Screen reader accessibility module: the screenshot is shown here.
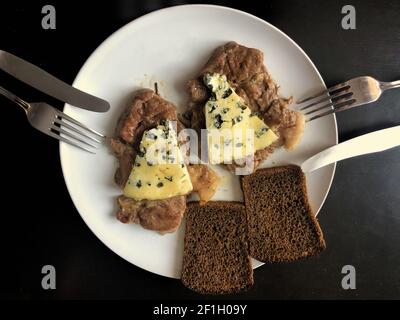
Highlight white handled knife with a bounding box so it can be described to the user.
[301,125,400,173]
[0,50,110,112]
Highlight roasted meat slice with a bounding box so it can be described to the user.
[116,89,180,145]
[112,89,187,233]
[109,138,136,188]
[117,195,186,234]
[186,42,304,171]
[201,42,266,87]
[263,98,305,150]
[112,89,186,190]
[112,89,218,234]
[186,79,209,103]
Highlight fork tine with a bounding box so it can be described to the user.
[53,117,102,144]
[297,82,350,104]
[47,130,96,153]
[304,94,354,116]
[307,99,356,122]
[299,89,352,111]
[54,109,105,139]
[50,124,99,149]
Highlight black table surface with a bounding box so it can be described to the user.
[1,0,399,300]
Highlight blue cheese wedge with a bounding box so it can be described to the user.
[123,121,193,200]
[203,73,278,164]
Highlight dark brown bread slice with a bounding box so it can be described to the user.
[181,202,254,295]
[241,165,326,262]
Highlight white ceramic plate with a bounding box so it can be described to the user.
[60,5,337,279]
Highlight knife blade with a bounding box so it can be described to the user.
[0,50,110,112]
[301,125,400,173]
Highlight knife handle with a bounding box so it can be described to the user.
[0,50,110,112]
[301,126,400,173]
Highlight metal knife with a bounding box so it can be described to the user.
[301,125,400,173]
[0,50,110,112]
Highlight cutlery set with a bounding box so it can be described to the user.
[0,50,398,170]
[0,50,108,153]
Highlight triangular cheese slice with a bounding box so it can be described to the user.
[123,121,193,200]
[204,73,278,164]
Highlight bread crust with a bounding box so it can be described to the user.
[241,165,326,263]
[181,201,254,295]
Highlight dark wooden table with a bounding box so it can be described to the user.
[1,0,399,300]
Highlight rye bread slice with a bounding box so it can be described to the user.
[181,202,254,295]
[241,165,326,262]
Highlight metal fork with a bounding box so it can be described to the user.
[0,86,105,153]
[297,76,400,122]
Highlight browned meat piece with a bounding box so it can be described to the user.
[109,138,136,188]
[185,104,205,134]
[186,42,304,172]
[200,42,266,86]
[116,195,186,234]
[190,42,278,112]
[263,97,305,150]
[240,72,279,112]
[116,88,187,146]
[116,89,179,145]
[113,89,188,189]
[111,89,215,233]
[263,97,296,128]
[112,89,191,234]
[187,164,220,204]
[186,79,209,103]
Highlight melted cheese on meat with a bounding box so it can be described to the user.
[204,73,278,164]
[123,121,193,200]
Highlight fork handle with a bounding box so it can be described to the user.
[380,80,400,91]
[0,86,30,112]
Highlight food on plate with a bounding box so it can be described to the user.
[111,89,181,188]
[203,73,278,164]
[185,42,305,171]
[116,195,186,234]
[181,202,253,294]
[107,42,320,287]
[241,165,326,262]
[115,89,183,146]
[109,138,136,189]
[181,165,326,294]
[123,120,193,200]
[110,89,219,233]
[187,164,221,205]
